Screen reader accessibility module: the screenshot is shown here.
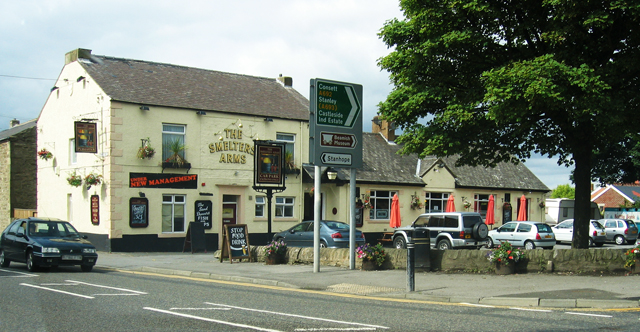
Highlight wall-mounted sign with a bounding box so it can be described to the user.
[130,197,149,228]
[90,195,99,225]
[208,128,255,164]
[74,121,97,153]
[253,141,285,187]
[195,200,212,229]
[129,173,197,189]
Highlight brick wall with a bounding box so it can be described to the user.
[10,127,37,211]
[593,189,629,208]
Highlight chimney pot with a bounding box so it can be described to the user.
[277,76,293,87]
[9,118,20,128]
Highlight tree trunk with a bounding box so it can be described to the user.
[572,146,592,249]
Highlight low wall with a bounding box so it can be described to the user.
[242,246,631,274]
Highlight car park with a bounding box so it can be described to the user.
[0,217,98,272]
[487,221,555,250]
[598,219,638,245]
[392,212,489,250]
[272,220,365,248]
[552,219,606,247]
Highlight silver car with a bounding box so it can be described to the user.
[552,219,606,247]
[487,221,555,250]
[599,219,639,245]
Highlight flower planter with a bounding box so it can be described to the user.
[494,262,516,275]
[265,253,285,265]
[628,259,640,274]
[361,259,379,271]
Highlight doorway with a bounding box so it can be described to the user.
[222,195,238,225]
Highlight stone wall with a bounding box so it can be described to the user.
[10,127,37,212]
[0,141,10,230]
[244,246,631,274]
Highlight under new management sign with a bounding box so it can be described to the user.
[309,78,363,169]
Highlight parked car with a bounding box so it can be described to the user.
[0,217,98,272]
[392,212,489,250]
[598,219,639,245]
[551,219,606,247]
[487,221,555,250]
[272,220,365,248]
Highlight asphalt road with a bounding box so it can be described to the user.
[1,265,639,331]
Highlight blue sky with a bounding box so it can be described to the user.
[0,0,573,189]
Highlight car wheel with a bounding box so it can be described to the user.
[588,238,594,247]
[319,241,327,248]
[486,237,494,249]
[473,223,489,240]
[595,242,604,247]
[614,235,625,245]
[26,250,37,272]
[393,237,406,249]
[0,249,10,267]
[81,265,93,272]
[524,241,535,250]
[437,239,451,250]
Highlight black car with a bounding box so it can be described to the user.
[0,217,98,272]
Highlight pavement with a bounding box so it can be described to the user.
[95,251,640,310]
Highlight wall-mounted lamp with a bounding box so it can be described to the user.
[77,76,86,82]
[232,119,243,128]
[196,111,207,115]
[264,117,273,122]
[139,106,150,111]
[138,192,146,198]
[218,135,224,141]
[327,168,338,181]
[50,86,59,92]
[437,162,445,168]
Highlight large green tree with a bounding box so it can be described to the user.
[378,0,640,248]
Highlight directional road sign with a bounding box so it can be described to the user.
[309,79,363,168]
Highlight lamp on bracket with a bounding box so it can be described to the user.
[77,76,86,82]
[139,105,150,111]
[264,117,273,122]
[196,111,207,115]
[327,167,338,181]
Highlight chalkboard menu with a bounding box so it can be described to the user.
[130,197,149,228]
[195,200,213,229]
[220,224,251,263]
[183,222,207,253]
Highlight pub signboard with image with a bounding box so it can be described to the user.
[74,121,98,153]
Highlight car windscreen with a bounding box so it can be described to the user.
[591,221,605,229]
[324,222,349,230]
[627,220,638,230]
[29,221,80,238]
[462,215,482,228]
[536,224,553,233]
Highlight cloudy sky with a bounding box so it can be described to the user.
[0,0,573,189]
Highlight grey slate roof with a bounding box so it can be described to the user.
[0,119,37,142]
[420,155,550,192]
[612,185,640,201]
[76,52,309,121]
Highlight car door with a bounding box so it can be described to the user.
[514,223,532,247]
[493,222,517,245]
[554,220,573,242]
[1,221,19,260]
[604,220,617,241]
[285,223,310,247]
[12,221,29,262]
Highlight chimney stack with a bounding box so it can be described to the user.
[277,74,293,87]
[9,118,20,128]
[371,116,396,142]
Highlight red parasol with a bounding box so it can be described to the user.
[445,195,456,212]
[517,195,527,221]
[389,193,401,228]
[485,195,495,226]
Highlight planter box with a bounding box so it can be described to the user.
[162,162,191,173]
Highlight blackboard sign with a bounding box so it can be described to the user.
[220,224,251,263]
[183,222,207,253]
[195,200,213,229]
[503,203,512,223]
[129,197,148,228]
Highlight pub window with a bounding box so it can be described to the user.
[162,124,186,161]
[67,194,73,222]
[276,133,295,167]
[255,196,266,217]
[275,196,294,218]
[369,190,397,220]
[69,139,77,165]
[162,194,186,233]
[425,192,449,213]
[474,194,491,218]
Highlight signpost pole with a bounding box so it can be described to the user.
[314,166,321,273]
[349,168,356,270]
[266,188,273,241]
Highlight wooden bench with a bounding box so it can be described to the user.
[377,232,394,243]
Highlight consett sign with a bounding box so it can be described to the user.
[209,128,255,164]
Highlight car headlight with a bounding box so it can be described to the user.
[42,247,60,253]
[82,248,96,254]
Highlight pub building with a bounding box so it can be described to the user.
[36,49,549,252]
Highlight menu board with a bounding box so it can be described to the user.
[130,197,149,228]
[220,224,251,263]
[91,195,100,225]
[195,200,213,229]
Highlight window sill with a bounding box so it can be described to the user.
[158,232,186,238]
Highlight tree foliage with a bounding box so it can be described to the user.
[551,184,575,199]
[378,0,640,248]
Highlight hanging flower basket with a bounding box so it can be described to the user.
[503,202,512,210]
[539,202,546,208]
[137,145,155,159]
[463,201,472,209]
[67,171,83,187]
[38,148,53,161]
[84,173,103,189]
[362,194,372,209]
[410,193,423,210]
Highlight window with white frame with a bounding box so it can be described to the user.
[69,139,77,165]
[369,190,397,220]
[275,196,294,218]
[425,192,449,213]
[162,194,186,232]
[162,124,186,161]
[474,194,491,218]
[276,133,295,169]
[255,196,266,217]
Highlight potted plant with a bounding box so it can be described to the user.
[539,201,545,208]
[624,245,640,273]
[137,138,155,159]
[67,171,83,187]
[463,200,472,210]
[410,193,423,210]
[84,173,103,189]
[37,148,53,161]
[284,151,299,174]
[264,239,287,265]
[356,243,386,270]
[162,138,189,168]
[486,241,525,275]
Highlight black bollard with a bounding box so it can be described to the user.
[406,242,415,292]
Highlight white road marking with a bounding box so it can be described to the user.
[509,307,553,313]
[460,303,495,308]
[295,328,377,331]
[205,302,389,330]
[65,279,147,294]
[20,283,94,299]
[170,307,232,311]
[92,293,141,296]
[565,312,613,318]
[144,307,283,332]
[0,269,38,277]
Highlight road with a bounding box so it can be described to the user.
[1,264,639,331]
